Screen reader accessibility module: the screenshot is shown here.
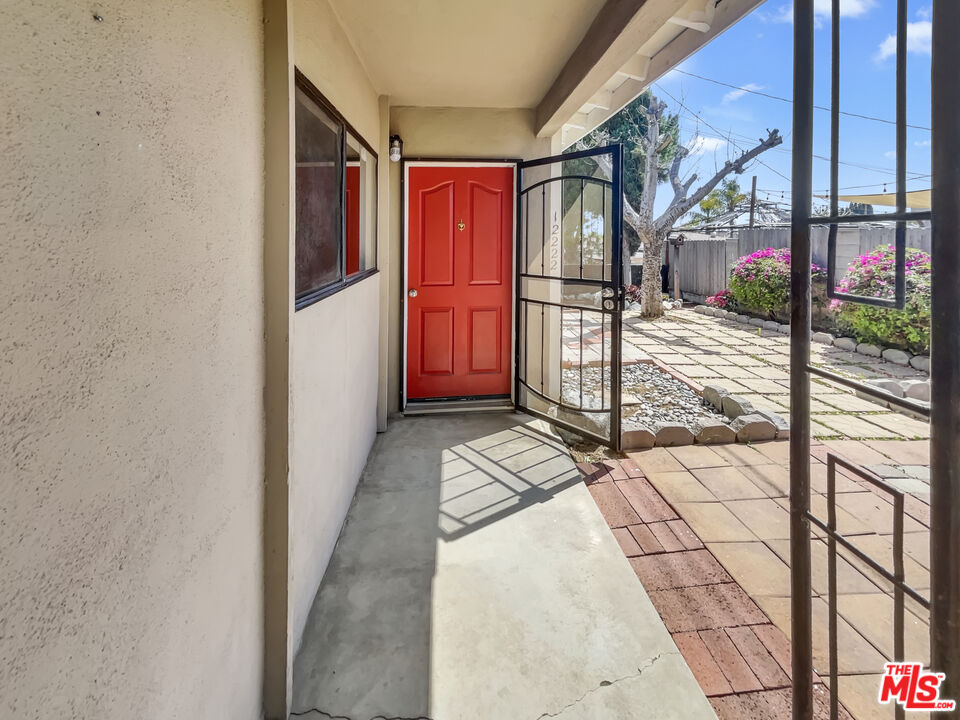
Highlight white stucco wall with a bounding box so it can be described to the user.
[290,0,383,653]
[289,278,380,642]
[0,2,265,718]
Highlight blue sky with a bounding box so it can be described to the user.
[650,0,932,218]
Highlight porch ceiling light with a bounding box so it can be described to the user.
[389,135,403,163]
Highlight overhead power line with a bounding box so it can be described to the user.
[672,69,932,132]
[657,84,932,197]
[657,84,794,184]
[680,121,930,179]
[760,173,932,194]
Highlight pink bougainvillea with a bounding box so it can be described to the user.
[728,247,825,316]
[706,288,733,309]
[832,244,930,352]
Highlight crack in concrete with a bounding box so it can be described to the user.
[290,653,675,720]
[289,709,433,720]
[533,651,671,720]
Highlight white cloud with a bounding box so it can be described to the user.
[763,0,875,23]
[722,83,763,104]
[915,139,931,148]
[815,0,876,18]
[763,4,793,23]
[875,20,932,62]
[686,136,727,156]
[884,150,897,159]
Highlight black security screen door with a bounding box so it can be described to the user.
[515,144,624,449]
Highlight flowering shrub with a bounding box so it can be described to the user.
[706,289,734,309]
[832,245,931,353]
[729,247,825,317]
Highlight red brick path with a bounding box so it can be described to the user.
[578,458,852,720]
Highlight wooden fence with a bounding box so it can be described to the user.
[668,226,931,298]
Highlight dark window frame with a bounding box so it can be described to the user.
[294,68,378,311]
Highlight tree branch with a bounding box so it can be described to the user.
[588,150,644,238]
[637,100,666,224]
[654,129,782,236]
[668,146,693,203]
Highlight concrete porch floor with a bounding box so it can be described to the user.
[290,412,716,719]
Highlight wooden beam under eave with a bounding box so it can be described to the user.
[645,0,766,84]
[535,0,685,139]
[588,90,613,110]
[535,0,646,137]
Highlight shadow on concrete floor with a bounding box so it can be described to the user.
[290,412,715,720]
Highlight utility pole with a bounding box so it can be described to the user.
[749,175,757,227]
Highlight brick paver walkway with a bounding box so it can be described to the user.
[580,443,931,719]
[569,306,932,718]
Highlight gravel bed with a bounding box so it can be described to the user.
[561,361,729,428]
[561,366,610,410]
[621,362,727,428]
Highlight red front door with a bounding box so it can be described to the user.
[406,165,514,400]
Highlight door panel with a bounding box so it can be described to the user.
[419,181,456,286]
[420,308,454,375]
[468,181,503,285]
[469,307,501,373]
[406,165,513,400]
[516,145,623,449]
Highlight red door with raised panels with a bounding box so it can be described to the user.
[406,165,513,400]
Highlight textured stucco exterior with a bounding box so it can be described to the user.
[290,279,380,644]
[290,0,383,656]
[0,0,653,716]
[293,0,380,146]
[1,1,266,718]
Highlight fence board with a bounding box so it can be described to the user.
[668,226,931,299]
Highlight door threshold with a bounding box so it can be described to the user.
[403,398,515,416]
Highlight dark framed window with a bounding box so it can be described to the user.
[294,69,378,310]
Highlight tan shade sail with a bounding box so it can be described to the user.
[815,189,931,210]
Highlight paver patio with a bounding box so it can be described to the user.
[574,306,932,718]
[620,309,929,442]
[580,437,931,719]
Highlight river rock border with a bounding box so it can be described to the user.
[620,361,789,450]
[691,304,930,373]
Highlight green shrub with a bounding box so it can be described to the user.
[729,247,826,319]
[832,245,930,353]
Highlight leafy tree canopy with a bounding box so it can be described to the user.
[687,179,748,226]
[564,92,680,253]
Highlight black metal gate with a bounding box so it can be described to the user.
[515,144,624,449]
[790,1,957,718]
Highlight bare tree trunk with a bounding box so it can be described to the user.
[639,230,664,318]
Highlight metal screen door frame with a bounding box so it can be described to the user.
[514,144,624,449]
[790,2,958,718]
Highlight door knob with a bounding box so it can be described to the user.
[408,288,418,298]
